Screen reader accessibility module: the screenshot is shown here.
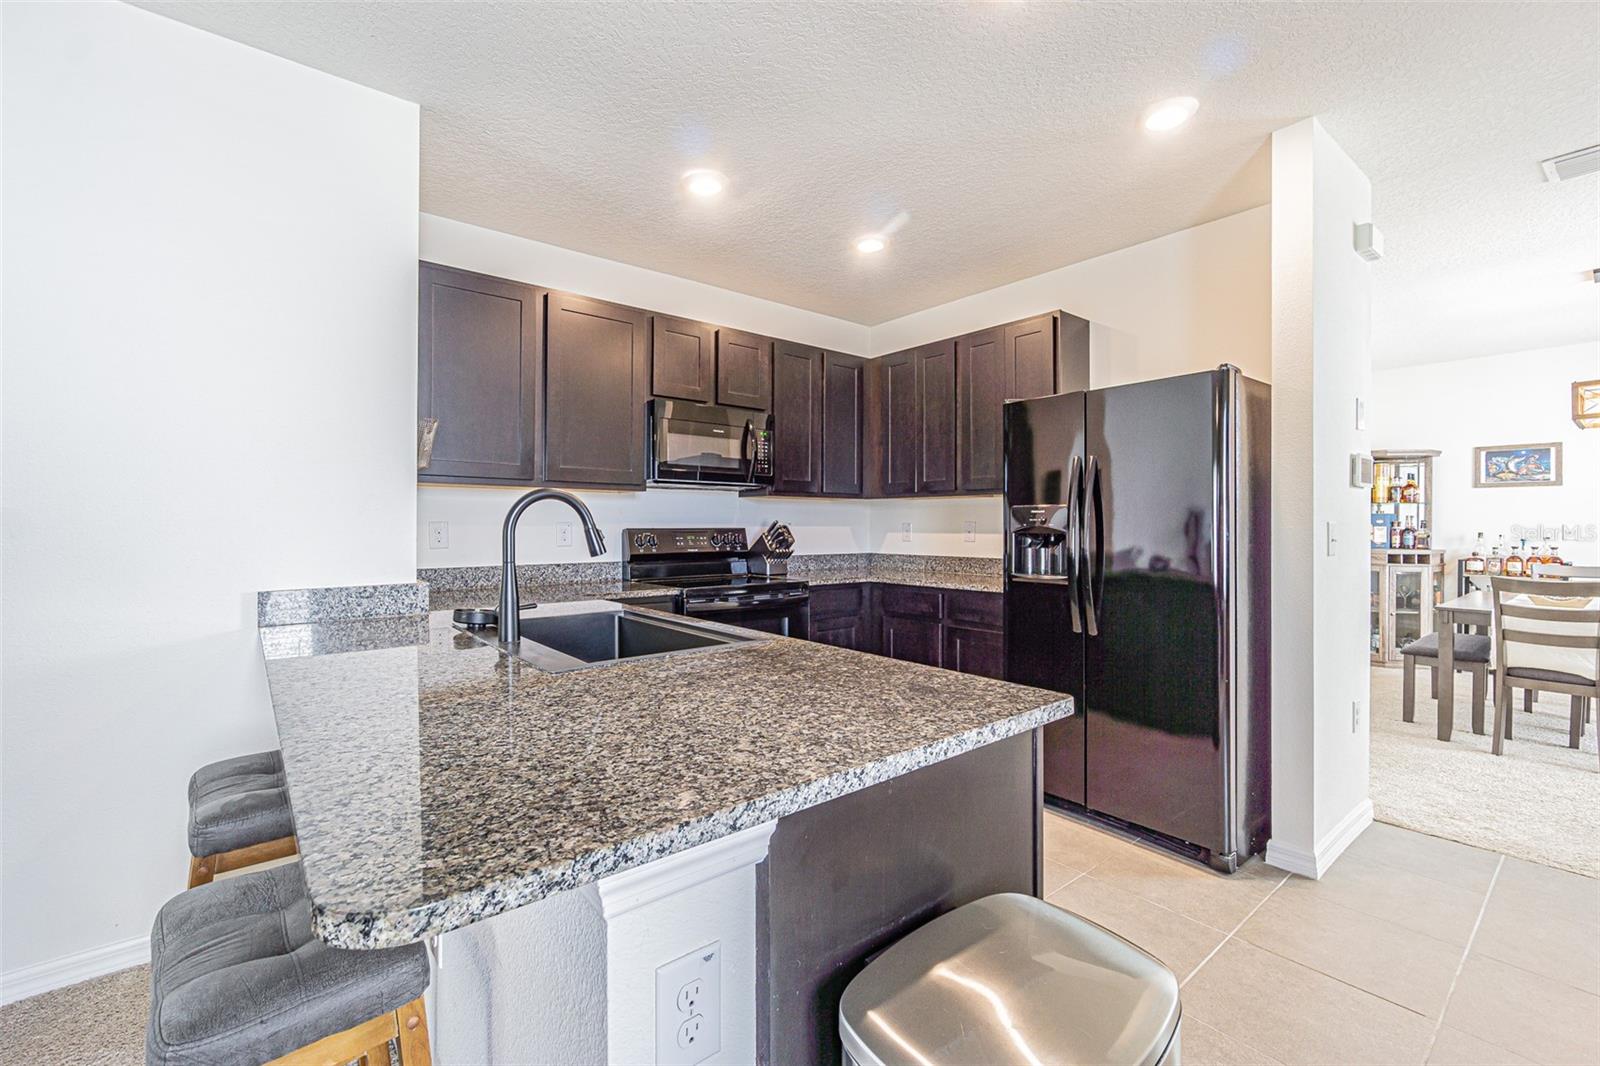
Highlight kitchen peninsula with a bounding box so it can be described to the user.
[259,598,1071,1064]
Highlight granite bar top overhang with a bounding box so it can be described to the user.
[261,606,1070,950]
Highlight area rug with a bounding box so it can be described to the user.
[1369,665,1600,877]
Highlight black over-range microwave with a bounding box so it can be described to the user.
[647,399,774,489]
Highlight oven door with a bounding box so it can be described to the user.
[683,593,809,639]
[650,400,773,487]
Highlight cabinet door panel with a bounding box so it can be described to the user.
[809,583,867,620]
[821,352,865,496]
[917,340,958,493]
[716,328,773,410]
[956,327,1005,493]
[944,589,1004,629]
[651,314,713,402]
[1004,314,1057,401]
[544,292,650,486]
[812,619,869,652]
[880,350,919,495]
[418,264,542,483]
[772,342,822,494]
[880,584,942,620]
[944,624,1005,680]
[881,614,942,667]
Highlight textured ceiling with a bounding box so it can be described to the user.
[137,1,1598,366]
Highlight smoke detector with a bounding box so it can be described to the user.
[1540,144,1600,183]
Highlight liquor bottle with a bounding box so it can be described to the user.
[1389,522,1401,549]
[1550,543,1564,566]
[1400,521,1417,550]
[1417,523,1431,549]
[1400,475,1420,503]
[1464,533,1487,574]
[1504,540,1525,578]
[1487,537,1504,575]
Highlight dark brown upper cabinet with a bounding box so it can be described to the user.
[879,349,919,495]
[417,263,543,484]
[916,340,958,493]
[544,292,651,487]
[651,314,714,403]
[1003,314,1058,400]
[821,352,866,496]
[715,328,773,410]
[771,341,822,494]
[956,326,1005,493]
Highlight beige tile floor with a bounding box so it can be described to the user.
[1044,810,1600,1066]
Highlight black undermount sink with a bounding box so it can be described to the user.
[460,605,756,673]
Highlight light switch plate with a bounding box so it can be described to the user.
[1326,521,1338,557]
[1355,396,1367,431]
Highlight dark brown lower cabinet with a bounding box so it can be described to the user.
[813,583,1003,679]
[943,624,1005,679]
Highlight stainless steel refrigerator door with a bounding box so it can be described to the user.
[1003,393,1087,806]
[1083,370,1228,854]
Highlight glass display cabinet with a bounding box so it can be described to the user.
[1370,449,1445,663]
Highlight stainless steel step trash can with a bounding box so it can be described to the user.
[840,893,1182,1066]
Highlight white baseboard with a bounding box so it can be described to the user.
[1,935,149,1006]
[1265,798,1374,879]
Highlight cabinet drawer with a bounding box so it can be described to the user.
[943,589,1003,630]
[879,584,942,620]
[810,582,868,620]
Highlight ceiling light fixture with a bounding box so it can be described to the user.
[856,235,886,254]
[1142,96,1199,133]
[681,169,726,198]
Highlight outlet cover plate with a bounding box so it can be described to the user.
[656,941,720,1066]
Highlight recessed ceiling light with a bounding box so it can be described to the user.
[1142,96,1199,133]
[681,169,726,198]
[856,235,886,254]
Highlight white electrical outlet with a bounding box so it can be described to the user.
[963,521,977,543]
[1353,699,1363,732]
[900,521,913,543]
[427,522,449,550]
[656,942,721,1066]
[556,522,574,548]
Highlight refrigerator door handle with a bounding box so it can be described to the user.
[1088,451,1100,633]
[1084,455,1105,636]
[1066,454,1083,634]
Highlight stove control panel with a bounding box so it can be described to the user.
[623,527,748,557]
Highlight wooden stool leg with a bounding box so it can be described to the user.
[1403,656,1417,723]
[187,855,213,889]
[1571,696,1585,749]
[1492,673,1509,755]
[1523,688,1534,713]
[1470,665,1486,735]
[395,997,432,1066]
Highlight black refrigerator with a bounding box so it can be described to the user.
[1004,366,1271,871]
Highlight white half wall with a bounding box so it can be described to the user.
[1266,118,1375,879]
[1370,342,1600,565]
[1,0,419,992]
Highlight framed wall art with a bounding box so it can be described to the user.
[1472,442,1562,488]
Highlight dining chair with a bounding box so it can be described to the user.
[1533,563,1600,579]
[1489,576,1600,765]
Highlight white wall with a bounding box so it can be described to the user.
[1,0,419,992]
[1267,119,1375,879]
[868,205,1272,384]
[1370,342,1600,565]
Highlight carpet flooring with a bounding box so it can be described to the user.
[0,964,147,1066]
[1370,664,1600,877]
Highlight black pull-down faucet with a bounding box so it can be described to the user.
[497,489,607,642]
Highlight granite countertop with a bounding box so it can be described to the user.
[261,605,1071,949]
[803,568,1005,595]
[426,579,675,614]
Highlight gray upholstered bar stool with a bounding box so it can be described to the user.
[147,862,431,1066]
[1401,632,1493,734]
[187,750,297,888]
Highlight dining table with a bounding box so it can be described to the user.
[1434,589,1494,741]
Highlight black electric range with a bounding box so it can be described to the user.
[623,527,808,638]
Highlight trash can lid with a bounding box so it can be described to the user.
[840,893,1181,1066]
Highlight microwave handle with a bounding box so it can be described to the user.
[740,418,755,471]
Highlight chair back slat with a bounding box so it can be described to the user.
[1533,563,1600,579]
[1490,576,1600,685]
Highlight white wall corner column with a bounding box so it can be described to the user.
[433,822,775,1065]
[1266,118,1376,879]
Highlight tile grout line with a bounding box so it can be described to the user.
[1178,871,1292,987]
[1419,854,1504,1066]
